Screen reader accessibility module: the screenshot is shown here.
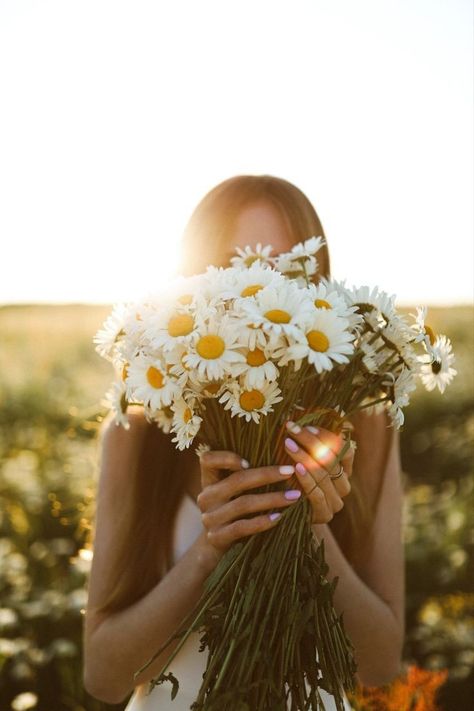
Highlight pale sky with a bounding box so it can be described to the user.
[1,0,472,307]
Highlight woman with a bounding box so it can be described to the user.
[83,175,405,710]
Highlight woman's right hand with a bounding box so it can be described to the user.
[194,450,305,572]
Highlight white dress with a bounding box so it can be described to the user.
[125,493,354,711]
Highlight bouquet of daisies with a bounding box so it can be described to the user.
[94,236,456,710]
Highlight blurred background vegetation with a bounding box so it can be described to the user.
[0,303,472,711]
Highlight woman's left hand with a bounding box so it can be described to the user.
[283,420,356,524]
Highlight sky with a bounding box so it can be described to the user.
[1,0,472,307]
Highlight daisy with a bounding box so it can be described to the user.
[238,281,314,343]
[170,397,203,450]
[230,242,274,269]
[305,278,360,321]
[277,309,355,374]
[219,380,283,424]
[101,380,130,430]
[145,405,174,433]
[184,315,246,381]
[386,367,417,428]
[345,285,397,323]
[142,303,200,353]
[379,314,420,370]
[418,335,457,393]
[93,301,131,361]
[409,306,438,351]
[241,346,279,390]
[220,262,284,301]
[125,353,182,410]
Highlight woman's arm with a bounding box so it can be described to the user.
[83,413,216,705]
[312,413,405,687]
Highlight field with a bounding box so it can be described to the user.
[0,303,473,710]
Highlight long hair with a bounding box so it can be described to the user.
[94,174,375,616]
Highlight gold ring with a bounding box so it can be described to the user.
[329,463,345,480]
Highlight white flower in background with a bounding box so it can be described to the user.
[11,692,38,711]
[170,397,203,450]
[277,309,355,374]
[101,380,130,429]
[387,367,417,428]
[241,346,279,390]
[184,315,246,380]
[221,262,284,301]
[419,335,457,393]
[230,242,274,268]
[291,235,326,259]
[239,281,313,343]
[125,353,182,410]
[93,301,131,361]
[219,380,283,423]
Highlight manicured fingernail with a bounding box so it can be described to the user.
[284,489,302,500]
[284,437,299,453]
[269,512,281,521]
[295,462,307,476]
[286,421,301,434]
[306,426,319,435]
[241,459,250,469]
[279,465,295,476]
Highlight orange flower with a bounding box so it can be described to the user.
[347,664,449,711]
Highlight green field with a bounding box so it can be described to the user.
[0,303,473,710]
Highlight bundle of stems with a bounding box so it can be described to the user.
[132,357,383,709]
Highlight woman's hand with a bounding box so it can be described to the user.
[195,450,303,570]
[283,420,355,524]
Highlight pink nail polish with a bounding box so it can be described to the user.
[284,489,302,500]
[269,512,281,521]
[284,437,299,453]
[307,426,319,435]
[295,462,307,476]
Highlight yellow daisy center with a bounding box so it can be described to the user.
[177,294,193,305]
[246,348,266,366]
[121,362,129,381]
[239,389,265,411]
[241,284,263,297]
[168,314,194,338]
[183,407,192,423]
[315,299,332,309]
[306,330,330,352]
[196,335,226,359]
[425,325,436,346]
[264,309,291,324]
[146,366,164,389]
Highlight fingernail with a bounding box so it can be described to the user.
[241,459,250,469]
[295,462,307,476]
[286,421,301,434]
[269,512,281,521]
[284,489,302,500]
[279,465,295,476]
[306,426,319,435]
[284,437,299,453]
